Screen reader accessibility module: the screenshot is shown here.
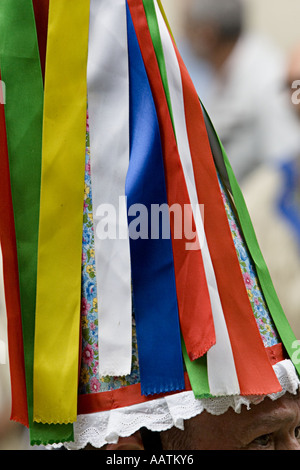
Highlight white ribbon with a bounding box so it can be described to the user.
[87,0,132,376]
[154,1,239,396]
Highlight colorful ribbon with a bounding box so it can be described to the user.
[2,0,299,448]
[33,0,90,425]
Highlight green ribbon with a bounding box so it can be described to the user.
[182,338,211,399]
[0,0,73,445]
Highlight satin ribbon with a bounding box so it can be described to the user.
[0,72,28,427]
[33,0,90,426]
[153,0,239,396]
[126,4,185,395]
[181,340,210,398]
[171,31,281,395]
[87,0,132,377]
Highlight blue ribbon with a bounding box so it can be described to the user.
[125,4,185,396]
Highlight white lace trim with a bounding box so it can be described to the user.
[59,359,299,450]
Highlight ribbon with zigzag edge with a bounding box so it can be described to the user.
[33,0,90,429]
[145,0,282,396]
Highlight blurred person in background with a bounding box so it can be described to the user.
[180,0,300,183]
[242,41,300,340]
[179,0,300,338]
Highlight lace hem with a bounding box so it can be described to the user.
[57,360,299,450]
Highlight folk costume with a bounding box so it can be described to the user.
[0,0,299,449]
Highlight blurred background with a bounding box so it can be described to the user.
[1,0,300,450]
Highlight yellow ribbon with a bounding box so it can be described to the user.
[33,0,90,424]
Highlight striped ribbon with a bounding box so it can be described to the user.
[126,3,185,395]
[87,0,132,377]
[33,0,90,426]
[152,0,239,396]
